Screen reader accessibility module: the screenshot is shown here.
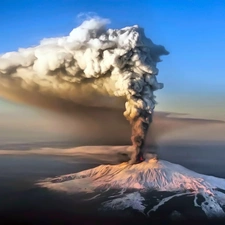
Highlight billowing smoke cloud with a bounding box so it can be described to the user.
[0,17,169,164]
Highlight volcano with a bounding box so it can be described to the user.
[38,153,225,220]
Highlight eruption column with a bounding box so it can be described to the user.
[0,17,169,164]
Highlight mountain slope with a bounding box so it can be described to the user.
[38,154,225,218]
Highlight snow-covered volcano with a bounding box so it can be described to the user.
[38,154,225,219]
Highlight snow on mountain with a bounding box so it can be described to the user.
[38,154,225,218]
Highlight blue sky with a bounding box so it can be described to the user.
[1,0,225,120]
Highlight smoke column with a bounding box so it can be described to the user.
[0,17,169,164]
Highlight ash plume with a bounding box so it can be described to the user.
[0,17,169,164]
